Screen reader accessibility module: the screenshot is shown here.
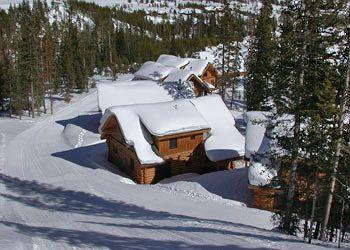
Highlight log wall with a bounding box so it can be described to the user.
[248,185,282,212]
[102,117,240,184]
[201,65,218,87]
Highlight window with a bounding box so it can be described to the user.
[190,135,196,140]
[169,138,177,149]
[130,158,135,171]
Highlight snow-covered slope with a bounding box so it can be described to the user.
[0,78,345,249]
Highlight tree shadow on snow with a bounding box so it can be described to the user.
[56,112,102,134]
[0,173,311,249]
[0,220,271,250]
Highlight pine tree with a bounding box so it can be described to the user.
[218,1,244,100]
[320,14,350,239]
[272,0,341,234]
[246,0,276,111]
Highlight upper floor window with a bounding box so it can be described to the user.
[169,138,177,149]
[190,135,196,140]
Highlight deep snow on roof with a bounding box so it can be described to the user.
[243,111,270,159]
[96,81,173,113]
[244,111,295,186]
[164,68,202,83]
[100,107,165,165]
[133,100,210,137]
[134,61,176,81]
[184,59,209,77]
[99,95,245,164]
[99,99,210,164]
[190,95,245,161]
[156,54,189,68]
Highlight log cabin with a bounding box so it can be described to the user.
[99,95,245,184]
[134,55,220,94]
[184,59,219,90]
[163,69,208,97]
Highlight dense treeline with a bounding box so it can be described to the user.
[246,0,350,243]
[0,0,248,117]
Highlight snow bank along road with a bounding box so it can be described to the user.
[0,91,335,249]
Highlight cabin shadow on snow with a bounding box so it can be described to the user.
[0,173,303,249]
[52,144,250,204]
[51,142,131,179]
[56,112,102,134]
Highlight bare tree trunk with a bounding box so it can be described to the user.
[221,44,225,97]
[49,75,53,115]
[285,67,304,232]
[308,170,319,244]
[284,116,301,231]
[320,48,350,241]
[30,81,35,118]
[42,94,46,114]
[338,199,345,248]
[314,221,320,239]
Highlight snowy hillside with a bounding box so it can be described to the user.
[0,76,346,249]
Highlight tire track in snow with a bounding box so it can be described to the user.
[1,92,101,249]
[0,133,5,169]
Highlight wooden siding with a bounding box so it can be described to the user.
[201,64,219,87]
[154,131,207,157]
[107,135,144,183]
[102,118,240,184]
[248,185,282,212]
[189,75,206,96]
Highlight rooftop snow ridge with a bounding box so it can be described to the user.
[96,80,173,113]
[156,54,189,69]
[190,95,245,162]
[134,61,176,81]
[184,58,210,76]
[164,68,202,83]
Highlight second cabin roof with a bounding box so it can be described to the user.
[163,69,203,84]
[184,59,210,77]
[134,61,176,81]
[156,54,190,69]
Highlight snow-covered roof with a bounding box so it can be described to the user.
[190,95,245,161]
[100,107,165,165]
[134,61,176,81]
[99,95,246,165]
[243,111,270,159]
[156,54,189,69]
[244,111,295,186]
[164,69,202,84]
[130,100,210,137]
[99,100,210,164]
[184,59,210,77]
[96,81,173,113]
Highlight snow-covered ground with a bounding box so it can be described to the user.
[0,76,345,249]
